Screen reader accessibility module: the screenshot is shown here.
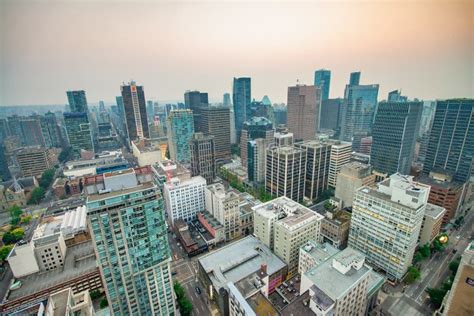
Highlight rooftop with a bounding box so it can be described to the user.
[417,173,464,190]
[87,182,154,202]
[7,241,97,301]
[300,240,339,265]
[152,160,191,181]
[198,236,286,291]
[280,290,315,316]
[246,291,279,316]
[424,203,446,220]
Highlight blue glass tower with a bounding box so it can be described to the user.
[66,90,88,113]
[232,77,251,139]
[314,69,331,101]
[167,109,195,164]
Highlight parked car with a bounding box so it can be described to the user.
[195,286,201,295]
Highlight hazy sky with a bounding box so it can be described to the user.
[1,0,473,106]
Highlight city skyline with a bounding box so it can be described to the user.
[1,1,473,106]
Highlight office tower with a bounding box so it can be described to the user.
[314,69,331,101]
[295,141,331,201]
[247,138,272,184]
[253,197,323,276]
[441,242,474,315]
[232,77,251,138]
[184,90,209,132]
[266,146,306,202]
[274,131,293,147]
[0,144,10,181]
[371,101,423,176]
[86,167,176,315]
[199,107,231,162]
[40,112,62,148]
[349,71,361,86]
[167,109,194,164]
[359,136,373,155]
[349,174,429,280]
[240,117,274,170]
[229,107,237,144]
[146,100,154,122]
[63,112,94,157]
[205,183,240,240]
[163,174,206,224]
[121,81,150,142]
[223,93,231,107]
[419,101,436,136]
[19,116,46,147]
[190,133,215,184]
[66,90,88,113]
[340,72,379,143]
[99,100,105,112]
[320,98,343,131]
[387,90,407,102]
[15,147,54,177]
[248,100,275,123]
[418,170,464,224]
[287,85,322,141]
[335,162,375,208]
[422,99,474,182]
[328,140,352,188]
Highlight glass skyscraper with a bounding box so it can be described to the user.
[66,90,88,113]
[121,81,150,142]
[86,167,175,315]
[232,77,251,138]
[63,112,94,157]
[167,109,195,164]
[371,101,423,175]
[314,69,331,101]
[422,99,474,182]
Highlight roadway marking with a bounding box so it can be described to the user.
[415,252,452,301]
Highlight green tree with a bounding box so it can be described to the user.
[39,169,55,189]
[449,258,461,275]
[174,281,193,316]
[90,290,101,300]
[8,205,23,225]
[426,287,448,307]
[0,245,13,261]
[419,243,431,258]
[99,298,109,309]
[413,251,424,263]
[405,266,421,284]
[2,228,25,245]
[28,187,45,205]
[21,215,32,224]
[432,234,449,252]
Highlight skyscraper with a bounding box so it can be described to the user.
[66,90,88,113]
[240,116,274,170]
[184,91,209,132]
[340,73,379,143]
[86,167,176,315]
[199,107,231,162]
[320,98,343,131]
[167,109,194,164]
[63,112,94,157]
[314,69,331,101]
[371,101,422,176]
[422,99,474,182]
[40,112,62,148]
[121,81,150,142]
[232,77,251,138]
[327,140,352,188]
[287,85,322,141]
[387,90,407,102]
[190,133,216,184]
[223,93,231,107]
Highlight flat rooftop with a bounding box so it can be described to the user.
[152,160,190,179]
[424,203,446,220]
[87,182,154,202]
[280,290,315,316]
[198,236,286,291]
[246,291,278,316]
[7,241,97,301]
[300,240,339,264]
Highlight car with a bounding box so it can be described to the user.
[195,286,201,295]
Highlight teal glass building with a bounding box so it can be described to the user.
[167,109,195,164]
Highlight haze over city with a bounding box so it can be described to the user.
[1,0,473,106]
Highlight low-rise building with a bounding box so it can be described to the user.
[15,146,55,177]
[152,159,191,188]
[45,288,95,316]
[52,177,83,199]
[63,151,128,178]
[320,210,352,249]
[298,240,339,275]
[174,219,208,256]
[419,204,446,245]
[238,192,260,237]
[205,183,241,240]
[131,138,166,167]
[197,211,226,245]
[0,176,38,211]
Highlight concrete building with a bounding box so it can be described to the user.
[349,174,429,280]
[152,159,191,188]
[335,162,375,208]
[45,288,94,316]
[440,242,474,316]
[300,247,384,316]
[320,210,352,249]
[296,140,331,201]
[66,90,88,113]
[287,85,322,141]
[419,203,446,245]
[86,166,175,315]
[63,151,128,178]
[131,138,166,167]
[233,77,252,139]
[15,146,54,177]
[253,196,324,276]
[167,109,195,165]
[163,173,206,225]
[265,146,306,202]
[197,236,287,316]
[247,138,269,185]
[298,240,339,275]
[328,140,352,188]
[199,106,232,162]
[120,81,150,142]
[63,112,94,158]
[205,183,241,240]
[274,132,293,147]
[190,133,216,184]
[238,192,260,237]
[240,116,274,171]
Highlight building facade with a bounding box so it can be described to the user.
[121,81,150,142]
[63,112,94,157]
[199,106,231,162]
[15,147,54,177]
[314,69,331,101]
[287,85,321,141]
[335,162,375,208]
[190,133,216,184]
[233,77,251,138]
[328,140,352,188]
[167,109,195,165]
[67,90,88,113]
[205,183,241,240]
[240,116,274,170]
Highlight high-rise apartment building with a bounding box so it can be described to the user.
[166,109,195,165]
[314,69,331,101]
[349,174,429,280]
[190,133,215,184]
[67,90,88,113]
[86,167,175,315]
[328,140,352,188]
[247,138,272,184]
[121,81,150,142]
[371,101,423,176]
[63,112,94,157]
[287,85,321,141]
[253,197,323,276]
[295,140,331,201]
[199,106,231,162]
[205,183,241,240]
[240,116,274,170]
[266,146,306,202]
[340,72,379,143]
[335,162,375,208]
[422,99,474,182]
[15,147,54,177]
[233,77,251,138]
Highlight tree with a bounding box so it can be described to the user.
[21,215,32,224]
[8,205,23,225]
[413,251,424,264]
[99,298,109,309]
[432,234,449,252]
[28,187,45,205]
[58,147,73,163]
[90,290,101,300]
[419,243,431,258]
[426,287,448,307]
[174,281,193,316]
[0,245,13,261]
[39,169,55,189]
[405,266,421,284]
[449,258,461,275]
[2,228,24,245]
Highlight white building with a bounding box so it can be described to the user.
[205,183,241,240]
[131,138,166,167]
[328,141,352,188]
[348,173,429,280]
[298,240,339,275]
[163,175,206,224]
[7,241,40,278]
[419,203,446,245]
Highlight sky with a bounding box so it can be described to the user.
[0,0,473,106]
